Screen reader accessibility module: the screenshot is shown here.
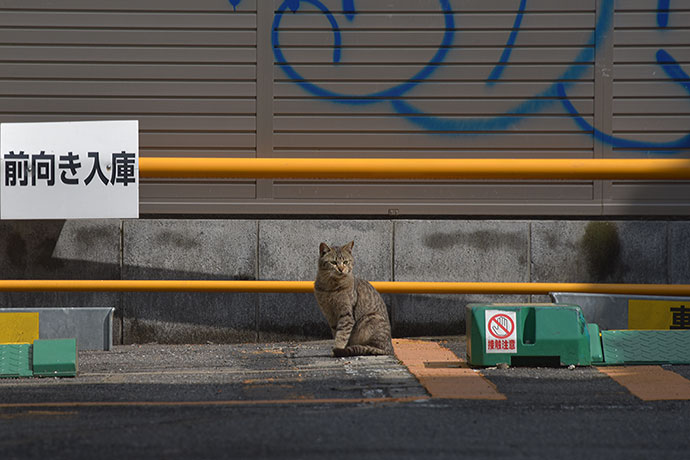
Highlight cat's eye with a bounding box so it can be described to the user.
[330,261,337,265]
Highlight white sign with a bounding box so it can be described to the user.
[485,310,517,354]
[1,120,139,219]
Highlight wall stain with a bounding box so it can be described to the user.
[37,237,64,271]
[6,232,27,270]
[424,230,525,252]
[155,231,201,250]
[581,222,621,282]
[75,226,111,248]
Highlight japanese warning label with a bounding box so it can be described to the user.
[485,310,518,354]
[1,120,138,219]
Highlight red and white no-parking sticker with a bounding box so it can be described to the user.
[485,310,517,354]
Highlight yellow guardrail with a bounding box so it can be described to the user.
[1,280,690,296]
[4,158,689,296]
[139,157,690,180]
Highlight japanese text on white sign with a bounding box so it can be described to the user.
[1,120,139,219]
[485,310,518,354]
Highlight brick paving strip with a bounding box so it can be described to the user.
[596,365,690,401]
[393,339,506,400]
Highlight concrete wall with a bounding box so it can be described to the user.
[1,219,689,344]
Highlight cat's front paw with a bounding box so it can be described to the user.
[332,347,348,357]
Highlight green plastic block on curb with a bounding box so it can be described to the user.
[587,323,604,364]
[0,344,33,378]
[32,339,78,377]
[466,304,592,367]
[600,330,690,365]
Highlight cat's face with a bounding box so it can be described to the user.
[318,241,355,277]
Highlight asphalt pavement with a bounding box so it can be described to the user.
[1,337,689,460]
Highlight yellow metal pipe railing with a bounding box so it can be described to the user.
[4,158,689,297]
[1,280,690,297]
[139,157,690,180]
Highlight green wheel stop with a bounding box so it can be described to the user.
[0,344,33,378]
[587,323,604,364]
[598,330,690,365]
[33,338,78,377]
[0,338,77,378]
[466,303,690,367]
[466,304,592,367]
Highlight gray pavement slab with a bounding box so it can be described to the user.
[0,341,427,405]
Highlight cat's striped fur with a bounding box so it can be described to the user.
[314,241,393,357]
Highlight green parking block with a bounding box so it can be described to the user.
[466,304,592,367]
[32,339,78,377]
[0,344,33,378]
[587,323,604,364]
[600,330,690,365]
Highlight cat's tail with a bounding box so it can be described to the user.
[333,345,392,357]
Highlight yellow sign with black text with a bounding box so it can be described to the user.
[628,300,690,330]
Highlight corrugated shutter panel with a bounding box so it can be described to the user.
[1,0,688,215]
[605,0,690,214]
[269,0,599,214]
[0,0,258,212]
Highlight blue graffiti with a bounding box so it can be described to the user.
[270,0,610,128]
[342,0,356,21]
[281,0,344,64]
[486,0,526,85]
[390,0,613,134]
[657,0,670,28]
[272,0,455,104]
[236,0,689,153]
[558,50,690,150]
[227,0,242,12]
[657,49,690,93]
[556,4,690,152]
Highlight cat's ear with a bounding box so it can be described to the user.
[342,241,354,253]
[319,242,331,256]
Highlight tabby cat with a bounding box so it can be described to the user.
[314,241,393,357]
